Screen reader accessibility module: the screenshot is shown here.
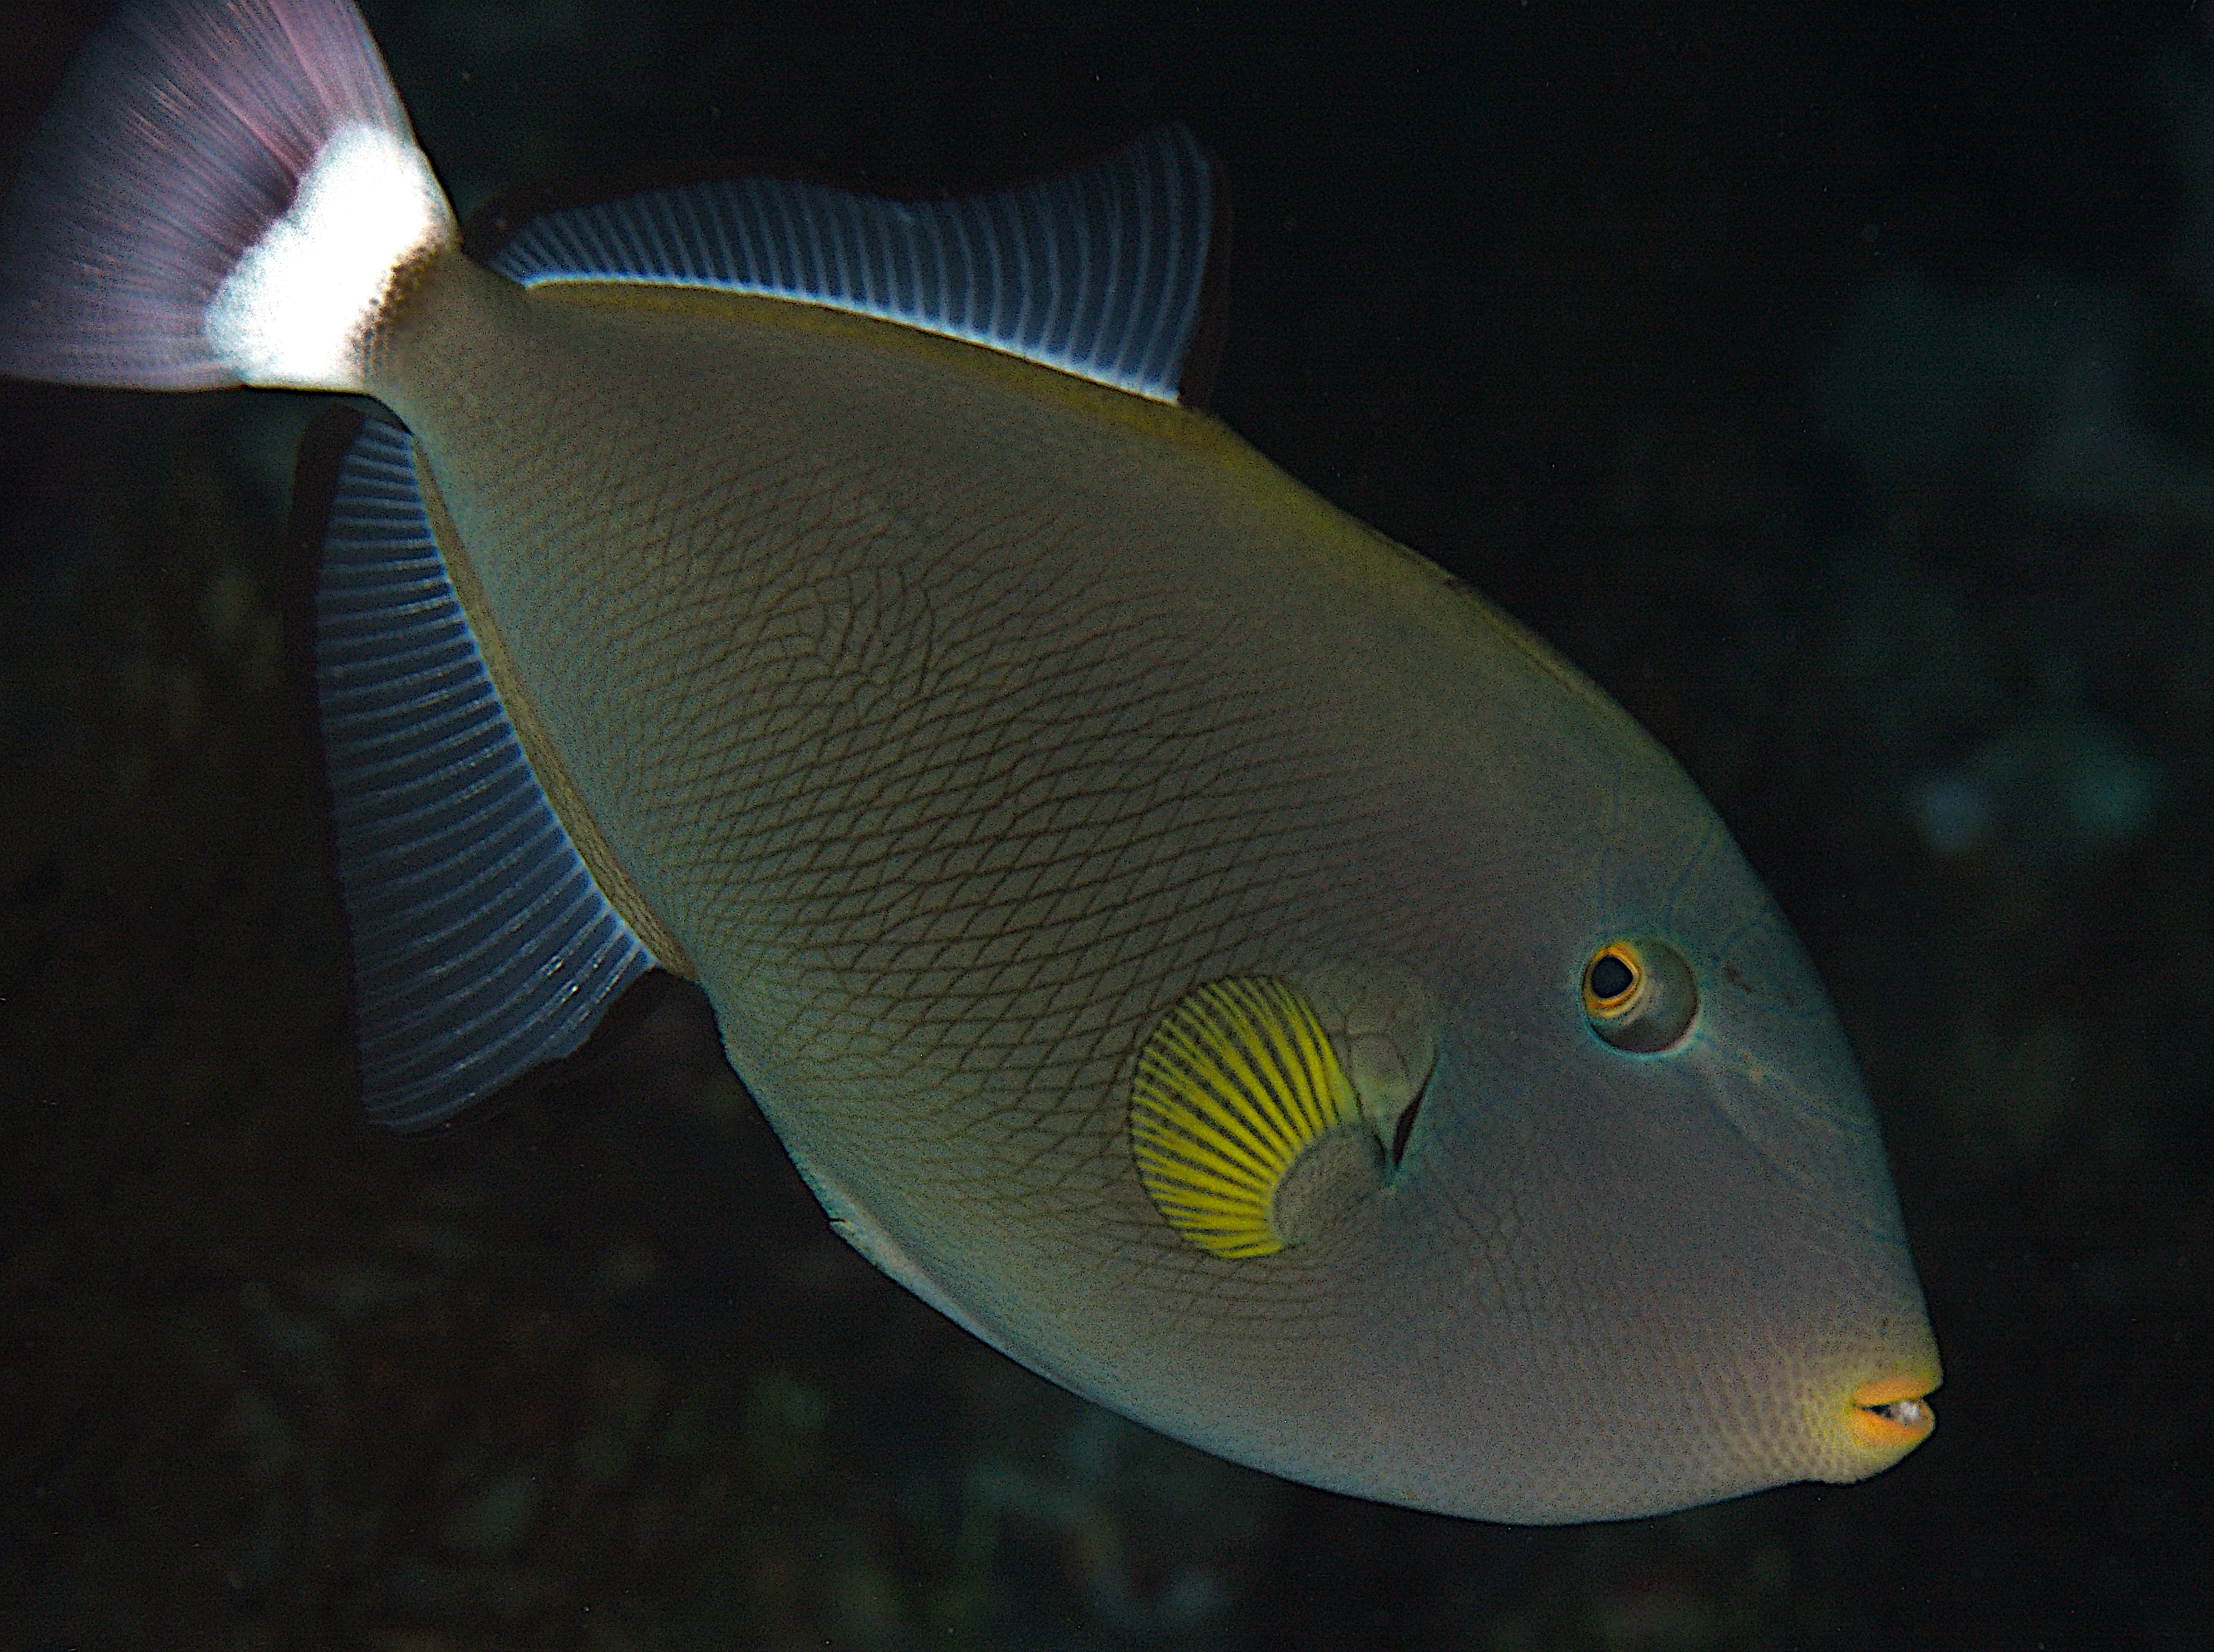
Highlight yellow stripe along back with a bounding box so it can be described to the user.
[1129,977,1358,1258]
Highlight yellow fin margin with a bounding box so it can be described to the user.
[1129,977,1357,1258]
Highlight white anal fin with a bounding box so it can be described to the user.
[303,409,655,1130]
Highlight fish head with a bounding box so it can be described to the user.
[1336,780,1937,1518]
[1123,709,1939,1523]
[1425,863,1937,1517]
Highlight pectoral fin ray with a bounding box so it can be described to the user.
[1129,976,1367,1258]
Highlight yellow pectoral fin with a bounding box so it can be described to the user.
[1129,976,1373,1258]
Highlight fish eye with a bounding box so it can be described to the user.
[1581,937,1698,1053]
[1584,947,1637,1009]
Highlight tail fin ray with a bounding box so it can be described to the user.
[0,0,453,390]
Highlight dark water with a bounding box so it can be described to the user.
[3,1,2209,1646]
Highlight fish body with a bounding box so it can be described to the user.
[0,0,1939,1521]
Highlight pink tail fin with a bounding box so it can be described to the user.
[0,0,453,390]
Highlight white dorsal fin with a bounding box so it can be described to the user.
[488,126,1220,404]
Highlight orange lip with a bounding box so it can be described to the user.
[1849,1373,1938,1451]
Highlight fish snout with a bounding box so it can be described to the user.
[1847,1370,1939,1455]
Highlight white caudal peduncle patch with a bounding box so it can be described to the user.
[204,122,453,390]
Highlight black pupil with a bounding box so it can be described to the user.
[1589,953,1635,1001]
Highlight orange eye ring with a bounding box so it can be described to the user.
[1581,936,1699,1053]
[1583,941,1645,1017]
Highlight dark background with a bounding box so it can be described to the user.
[3,1,2210,1647]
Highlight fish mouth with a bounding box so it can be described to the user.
[1847,1371,1938,1453]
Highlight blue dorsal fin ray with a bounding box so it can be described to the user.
[486,124,1220,405]
[304,408,656,1132]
